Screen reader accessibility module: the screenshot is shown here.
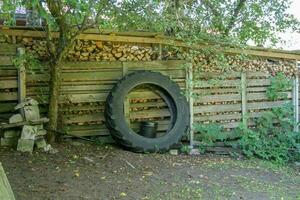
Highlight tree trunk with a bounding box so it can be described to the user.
[47,62,61,143]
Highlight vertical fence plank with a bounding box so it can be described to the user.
[187,63,194,147]
[158,44,162,60]
[294,61,299,132]
[17,47,26,103]
[241,72,247,127]
[122,62,130,124]
[0,162,15,200]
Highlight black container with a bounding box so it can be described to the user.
[139,121,158,138]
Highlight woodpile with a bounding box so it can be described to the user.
[68,41,156,62]
[191,54,297,77]
[3,35,297,76]
[20,37,156,62]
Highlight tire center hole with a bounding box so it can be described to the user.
[124,83,175,138]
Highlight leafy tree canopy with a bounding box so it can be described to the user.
[1,0,299,47]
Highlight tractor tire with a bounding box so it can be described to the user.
[104,71,190,152]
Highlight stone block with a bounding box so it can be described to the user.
[3,130,20,138]
[36,124,43,130]
[15,97,39,110]
[23,105,40,121]
[9,114,23,124]
[17,139,34,153]
[1,138,18,147]
[35,138,47,149]
[36,129,47,136]
[169,149,178,155]
[20,125,37,140]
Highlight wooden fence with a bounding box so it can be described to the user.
[193,72,292,131]
[0,43,298,142]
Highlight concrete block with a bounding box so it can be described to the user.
[35,138,47,149]
[169,149,178,155]
[15,98,39,110]
[17,139,34,153]
[36,124,43,130]
[1,138,18,147]
[23,105,40,121]
[36,129,47,136]
[9,114,23,124]
[3,130,20,138]
[20,125,37,140]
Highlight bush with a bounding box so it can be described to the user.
[237,104,300,164]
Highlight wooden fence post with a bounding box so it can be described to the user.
[158,44,162,60]
[17,47,26,103]
[241,72,247,127]
[293,61,299,132]
[186,63,194,147]
[122,62,130,124]
[0,162,15,200]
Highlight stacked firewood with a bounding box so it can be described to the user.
[14,36,298,76]
[20,37,156,62]
[67,40,156,62]
[192,54,297,76]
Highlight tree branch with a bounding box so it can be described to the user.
[224,0,247,36]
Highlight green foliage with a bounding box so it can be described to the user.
[194,124,225,153]
[237,104,300,164]
[180,145,191,154]
[12,53,41,72]
[1,0,299,47]
[266,72,292,101]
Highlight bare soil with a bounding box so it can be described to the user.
[0,140,299,200]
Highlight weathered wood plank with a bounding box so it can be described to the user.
[246,87,268,92]
[62,71,123,82]
[194,103,241,114]
[0,56,13,66]
[0,80,17,89]
[247,100,290,110]
[0,69,17,76]
[0,43,17,55]
[127,69,186,79]
[66,128,109,136]
[0,103,16,113]
[246,71,270,78]
[194,88,239,95]
[0,92,17,101]
[194,113,241,122]
[60,93,108,103]
[62,61,123,69]
[247,92,292,101]
[27,85,114,94]
[130,101,167,108]
[130,108,170,119]
[194,79,240,88]
[62,113,104,124]
[247,79,270,86]
[195,72,241,79]
[124,60,187,70]
[0,162,15,200]
[128,91,162,100]
[195,93,241,103]
[27,71,123,82]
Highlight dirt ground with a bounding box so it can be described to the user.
[0,140,299,200]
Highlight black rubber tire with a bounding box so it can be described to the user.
[104,71,190,152]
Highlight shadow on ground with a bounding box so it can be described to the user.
[0,140,299,200]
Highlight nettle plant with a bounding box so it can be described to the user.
[237,73,300,164]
